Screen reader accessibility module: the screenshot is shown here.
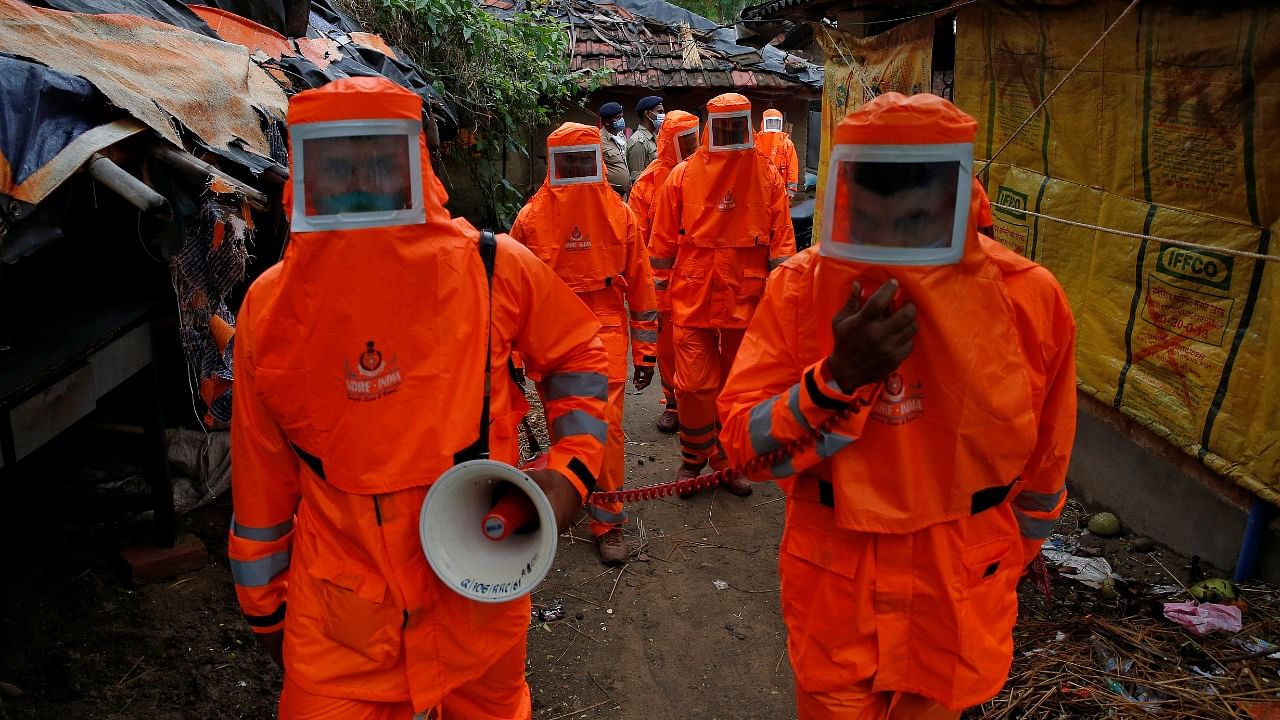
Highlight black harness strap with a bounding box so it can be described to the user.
[453,230,498,464]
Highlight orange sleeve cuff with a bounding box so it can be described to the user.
[545,455,593,505]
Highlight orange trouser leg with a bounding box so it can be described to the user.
[279,642,531,720]
[657,312,678,410]
[280,679,418,720]
[440,640,533,720]
[586,379,627,535]
[795,686,961,720]
[673,326,746,467]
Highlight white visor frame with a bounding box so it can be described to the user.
[819,142,973,267]
[548,144,604,187]
[674,125,700,162]
[762,116,783,132]
[290,119,425,232]
[707,110,754,151]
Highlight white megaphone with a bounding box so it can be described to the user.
[419,459,557,603]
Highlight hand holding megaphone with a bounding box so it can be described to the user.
[421,460,564,603]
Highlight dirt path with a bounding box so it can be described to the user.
[525,377,796,720]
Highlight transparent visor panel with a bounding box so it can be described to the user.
[823,156,969,266]
[675,128,699,162]
[708,111,753,150]
[302,134,415,216]
[549,145,603,186]
[762,116,783,132]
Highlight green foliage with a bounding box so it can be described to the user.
[341,0,608,227]
[663,0,747,25]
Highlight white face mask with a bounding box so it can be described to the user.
[652,112,665,130]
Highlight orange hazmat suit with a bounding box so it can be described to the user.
[719,93,1076,715]
[229,77,608,719]
[755,108,800,196]
[628,110,700,424]
[649,93,795,471]
[510,122,658,537]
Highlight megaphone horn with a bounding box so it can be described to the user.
[419,459,558,603]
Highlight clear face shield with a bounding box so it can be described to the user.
[762,115,783,132]
[675,125,699,162]
[708,110,753,151]
[291,119,424,232]
[819,143,972,266]
[548,144,603,186]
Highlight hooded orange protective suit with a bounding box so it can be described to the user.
[229,78,609,719]
[649,93,795,470]
[755,109,799,196]
[719,94,1076,715]
[509,122,657,537]
[628,110,699,424]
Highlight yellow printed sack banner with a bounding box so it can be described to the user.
[815,19,933,239]
[955,1,1279,505]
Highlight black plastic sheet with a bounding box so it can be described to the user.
[0,54,117,188]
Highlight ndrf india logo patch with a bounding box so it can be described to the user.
[871,372,924,425]
[345,340,402,401]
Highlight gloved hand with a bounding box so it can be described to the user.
[633,365,654,391]
[527,469,585,533]
[828,279,917,393]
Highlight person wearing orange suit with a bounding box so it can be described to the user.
[627,110,700,435]
[648,92,795,497]
[755,108,800,197]
[510,122,658,566]
[718,93,1076,718]
[229,77,609,720]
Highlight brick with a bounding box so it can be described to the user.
[120,533,209,584]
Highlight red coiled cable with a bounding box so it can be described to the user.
[589,394,874,505]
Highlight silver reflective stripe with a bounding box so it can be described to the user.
[1014,488,1065,513]
[785,383,811,432]
[683,436,718,451]
[231,514,293,542]
[770,457,795,479]
[654,279,669,290]
[545,372,609,401]
[825,375,846,395]
[585,504,628,524]
[748,396,782,455]
[650,256,675,269]
[630,310,659,322]
[230,550,291,588]
[630,328,658,343]
[1015,511,1055,540]
[816,432,855,459]
[681,420,716,436]
[552,410,608,443]
[769,255,792,269]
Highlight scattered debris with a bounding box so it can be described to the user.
[1041,548,1114,588]
[1189,577,1239,603]
[1087,511,1121,537]
[1163,601,1243,636]
[533,599,566,623]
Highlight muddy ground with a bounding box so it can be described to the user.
[1,374,1276,719]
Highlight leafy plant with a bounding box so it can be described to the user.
[341,0,609,227]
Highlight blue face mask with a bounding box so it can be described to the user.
[322,191,401,214]
[610,117,626,133]
[653,113,665,131]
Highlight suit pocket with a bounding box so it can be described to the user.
[308,555,402,666]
